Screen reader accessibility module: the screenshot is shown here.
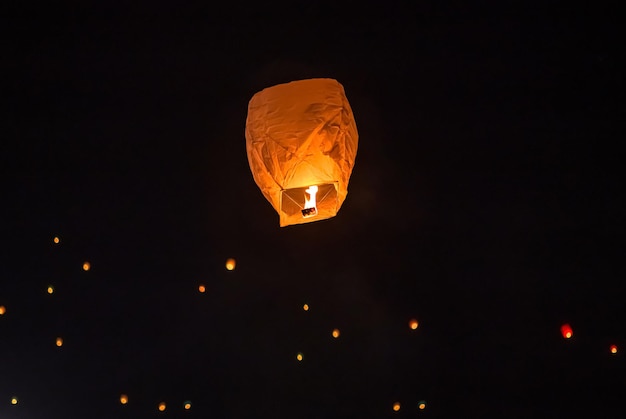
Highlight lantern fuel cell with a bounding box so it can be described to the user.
[245,78,358,227]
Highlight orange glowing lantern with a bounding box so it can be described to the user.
[332,328,340,338]
[561,324,573,339]
[303,303,309,311]
[183,401,192,410]
[245,78,359,227]
[296,352,303,361]
[393,402,401,411]
[82,262,90,271]
[11,396,18,405]
[225,258,236,271]
[47,285,54,294]
[53,236,60,244]
[198,284,206,293]
[158,402,166,411]
[418,400,427,410]
[610,344,618,354]
[56,337,64,347]
[120,394,128,404]
[0,305,5,315]
[409,319,419,330]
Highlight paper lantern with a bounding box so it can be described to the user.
[245,78,358,227]
[561,324,573,339]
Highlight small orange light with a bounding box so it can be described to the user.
[303,303,309,311]
[418,400,427,410]
[183,401,192,410]
[610,344,618,354]
[393,402,401,411]
[158,402,166,411]
[0,305,5,315]
[53,236,60,244]
[409,319,419,330]
[296,353,303,361]
[332,329,340,338]
[56,337,63,347]
[120,394,128,404]
[47,286,54,294]
[198,284,206,293]
[561,323,573,339]
[82,262,91,271]
[11,396,18,405]
[225,258,236,271]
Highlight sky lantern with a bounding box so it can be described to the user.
[183,401,192,410]
[332,328,340,338]
[418,400,427,409]
[47,285,54,294]
[120,394,128,404]
[11,396,18,405]
[610,344,617,354]
[53,236,60,244]
[198,284,206,293]
[393,402,401,411]
[245,78,359,227]
[158,402,166,411]
[0,305,5,315]
[82,261,91,271]
[561,323,573,339]
[303,303,309,311]
[225,258,236,271]
[56,337,64,347]
[409,319,419,330]
[296,352,303,361]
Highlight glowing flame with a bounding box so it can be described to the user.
[302,185,318,218]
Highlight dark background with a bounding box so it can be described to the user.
[1,2,624,418]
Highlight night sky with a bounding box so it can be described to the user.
[2,2,624,418]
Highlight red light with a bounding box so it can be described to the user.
[610,344,617,354]
[561,324,573,339]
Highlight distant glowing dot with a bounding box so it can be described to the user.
[47,286,54,294]
[561,324,573,339]
[332,329,340,338]
[418,400,427,410]
[303,303,309,311]
[296,353,303,361]
[225,258,236,271]
[183,401,192,410]
[0,306,5,315]
[158,402,166,411]
[56,337,63,347]
[120,394,128,404]
[198,284,206,293]
[53,236,60,244]
[82,262,90,271]
[409,319,419,330]
[610,344,618,354]
[393,402,401,411]
[11,397,18,405]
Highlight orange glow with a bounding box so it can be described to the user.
[47,286,54,294]
[120,394,128,404]
[303,303,309,311]
[82,262,91,271]
[418,400,427,410]
[610,344,618,354]
[53,236,60,244]
[225,258,236,271]
[198,284,206,293]
[393,402,401,411]
[11,397,18,405]
[303,185,319,217]
[561,324,573,339]
[158,402,166,411]
[56,337,63,347]
[184,401,192,410]
[296,353,303,361]
[409,319,419,330]
[0,305,5,315]
[332,329,340,338]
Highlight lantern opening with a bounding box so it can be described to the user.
[280,182,338,226]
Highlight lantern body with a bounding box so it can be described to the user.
[245,78,358,227]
